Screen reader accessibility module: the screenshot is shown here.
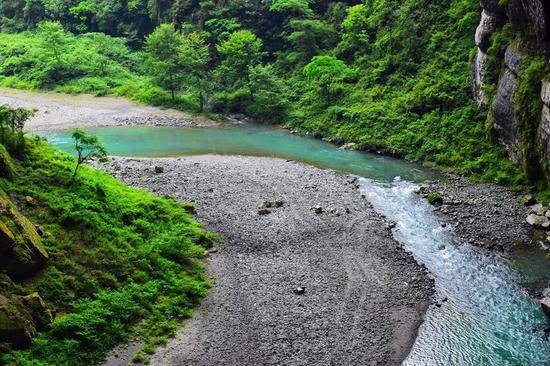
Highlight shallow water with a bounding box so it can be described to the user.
[40,125,433,182]
[42,124,550,365]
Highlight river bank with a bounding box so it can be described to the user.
[0,87,218,131]
[98,155,433,365]
[418,172,532,251]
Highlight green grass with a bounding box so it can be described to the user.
[0,137,216,365]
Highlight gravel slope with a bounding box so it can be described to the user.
[100,155,433,366]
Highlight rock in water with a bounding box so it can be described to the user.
[0,194,48,279]
[293,287,305,295]
[540,297,550,318]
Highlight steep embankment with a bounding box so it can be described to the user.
[100,155,433,366]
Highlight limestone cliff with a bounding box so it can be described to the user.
[472,0,550,182]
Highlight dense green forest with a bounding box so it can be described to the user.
[0,0,526,185]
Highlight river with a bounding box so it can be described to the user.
[41,123,550,365]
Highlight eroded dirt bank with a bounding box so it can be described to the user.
[100,155,433,366]
[0,87,217,131]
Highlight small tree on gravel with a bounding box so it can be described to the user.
[71,128,107,184]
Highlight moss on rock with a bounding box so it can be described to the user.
[0,193,48,279]
[0,145,15,180]
[0,294,36,349]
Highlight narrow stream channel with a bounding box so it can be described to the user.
[41,124,550,365]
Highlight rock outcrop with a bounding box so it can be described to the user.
[491,45,524,165]
[0,292,53,348]
[0,194,48,279]
[473,0,550,182]
[471,0,506,105]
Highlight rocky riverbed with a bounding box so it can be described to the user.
[0,87,217,131]
[418,172,532,250]
[98,155,434,366]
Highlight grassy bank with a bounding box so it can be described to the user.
[0,136,216,365]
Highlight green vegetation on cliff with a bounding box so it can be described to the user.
[0,113,215,364]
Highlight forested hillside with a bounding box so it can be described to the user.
[0,0,548,186]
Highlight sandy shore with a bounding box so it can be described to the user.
[99,155,433,366]
[0,87,218,131]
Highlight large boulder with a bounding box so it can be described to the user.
[0,292,53,348]
[0,294,35,348]
[0,194,48,279]
[21,292,53,329]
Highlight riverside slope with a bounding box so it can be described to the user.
[100,155,433,366]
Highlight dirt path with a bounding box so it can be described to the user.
[0,87,217,131]
[100,156,433,366]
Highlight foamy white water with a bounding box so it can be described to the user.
[360,177,550,366]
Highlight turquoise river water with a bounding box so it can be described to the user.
[42,124,550,365]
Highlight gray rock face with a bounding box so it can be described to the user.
[471,49,490,105]
[540,81,550,163]
[471,1,507,106]
[476,10,503,52]
[509,0,550,59]
[479,0,505,15]
[491,46,524,164]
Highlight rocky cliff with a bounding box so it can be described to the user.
[472,0,550,183]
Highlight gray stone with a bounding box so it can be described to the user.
[471,49,490,105]
[258,208,271,215]
[491,54,522,165]
[475,11,501,51]
[526,213,548,228]
[479,0,505,15]
[541,297,550,318]
[504,45,524,76]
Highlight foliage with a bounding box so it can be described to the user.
[70,128,107,184]
[215,30,263,88]
[143,24,185,101]
[0,0,535,184]
[0,104,34,153]
[0,134,215,365]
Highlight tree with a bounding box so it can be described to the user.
[215,30,263,88]
[0,105,34,153]
[143,24,184,101]
[179,31,211,112]
[71,128,107,184]
[269,0,313,18]
[38,21,67,66]
[303,55,351,105]
[287,19,337,63]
